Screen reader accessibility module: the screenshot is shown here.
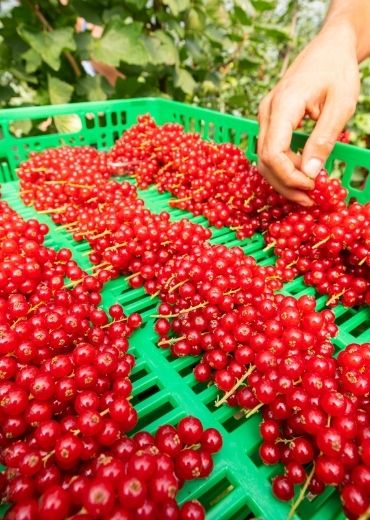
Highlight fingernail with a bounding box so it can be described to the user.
[299,198,314,207]
[303,158,322,179]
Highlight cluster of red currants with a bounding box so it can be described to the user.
[2,415,221,520]
[266,173,370,306]
[152,244,370,518]
[108,116,370,307]
[0,198,222,519]
[268,341,370,519]
[18,147,214,291]
[18,146,110,211]
[19,119,370,308]
[15,129,370,517]
[107,115,298,238]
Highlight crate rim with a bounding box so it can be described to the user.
[1,97,367,164]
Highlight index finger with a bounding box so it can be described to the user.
[262,96,314,191]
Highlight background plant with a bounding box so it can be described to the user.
[1,0,369,152]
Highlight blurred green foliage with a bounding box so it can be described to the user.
[0,0,325,111]
[1,0,368,149]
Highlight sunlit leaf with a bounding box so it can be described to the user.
[18,27,76,70]
[90,21,149,67]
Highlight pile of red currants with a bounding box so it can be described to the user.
[107,116,370,307]
[0,198,223,519]
[107,115,298,238]
[13,115,370,519]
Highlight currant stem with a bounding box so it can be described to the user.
[263,241,276,252]
[358,503,370,520]
[58,221,78,229]
[105,242,128,253]
[257,204,270,213]
[224,288,240,295]
[38,206,67,214]
[169,278,189,294]
[243,402,263,419]
[230,226,243,231]
[326,289,346,306]
[125,271,141,281]
[86,261,110,271]
[170,196,192,204]
[312,235,331,249]
[287,464,315,520]
[266,275,282,281]
[101,317,128,329]
[164,274,176,288]
[151,301,208,319]
[359,256,368,266]
[158,335,186,346]
[286,259,299,269]
[42,450,55,465]
[64,276,86,289]
[215,365,255,408]
[87,230,110,240]
[276,437,296,445]
[244,194,255,205]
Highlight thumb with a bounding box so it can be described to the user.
[301,94,355,179]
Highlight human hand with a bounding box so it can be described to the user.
[257,23,360,206]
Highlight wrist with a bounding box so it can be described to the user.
[322,1,370,61]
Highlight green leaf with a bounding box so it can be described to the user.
[238,56,262,70]
[48,75,82,133]
[254,23,290,41]
[10,68,38,84]
[201,79,219,93]
[22,49,42,74]
[9,119,32,137]
[232,5,252,25]
[102,7,129,24]
[47,75,81,133]
[235,0,255,17]
[124,0,147,9]
[34,87,50,106]
[53,115,83,134]
[251,0,277,11]
[186,8,205,32]
[354,113,370,134]
[204,26,226,44]
[0,84,14,104]
[115,76,143,98]
[145,31,178,66]
[90,22,149,67]
[76,75,108,102]
[226,93,247,106]
[18,27,76,71]
[174,68,196,95]
[185,38,205,62]
[0,43,11,70]
[163,0,190,16]
[48,75,74,104]
[72,0,102,25]
[75,32,92,61]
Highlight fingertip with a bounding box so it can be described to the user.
[297,195,314,207]
[296,171,315,190]
[302,157,322,180]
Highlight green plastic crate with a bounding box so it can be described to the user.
[0,99,370,520]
